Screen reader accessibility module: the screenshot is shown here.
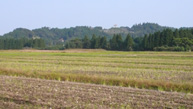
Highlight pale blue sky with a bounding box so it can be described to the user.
[1,0,193,35]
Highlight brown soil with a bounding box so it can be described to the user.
[0,76,192,109]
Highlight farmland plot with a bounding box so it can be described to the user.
[0,76,193,109]
[0,50,193,108]
[0,50,192,93]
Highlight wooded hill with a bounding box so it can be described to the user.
[1,23,170,46]
[1,23,193,51]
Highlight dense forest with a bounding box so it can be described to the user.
[65,34,133,51]
[0,38,45,49]
[142,29,193,51]
[65,28,193,51]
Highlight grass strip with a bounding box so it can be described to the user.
[0,68,192,93]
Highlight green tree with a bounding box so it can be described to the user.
[0,39,4,49]
[90,34,97,49]
[154,32,160,47]
[95,36,100,49]
[83,35,90,49]
[110,34,118,50]
[100,36,108,49]
[124,34,133,51]
[174,29,180,38]
[149,34,154,50]
[116,34,123,50]
[159,32,164,46]
[142,35,148,50]
[165,29,173,46]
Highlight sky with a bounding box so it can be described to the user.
[0,0,193,35]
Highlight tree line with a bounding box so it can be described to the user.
[0,38,45,49]
[65,28,193,51]
[65,34,134,51]
[142,29,193,51]
[1,28,193,51]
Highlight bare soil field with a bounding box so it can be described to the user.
[0,75,192,109]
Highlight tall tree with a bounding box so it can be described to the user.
[142,35,148,50]
[154,32,160,47]
[116,34,123,50]
[83,35,90,49]
[0,39,4,49]
[159,32,164,46]
[174,29,180,38]
[100,36,108,49]
[124,34,133,51]
[164,29,173,46]
[110,34,118,50]
[90,34,97,49]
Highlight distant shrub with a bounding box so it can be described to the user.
[45,45,65,50]
[154,46,185,51]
